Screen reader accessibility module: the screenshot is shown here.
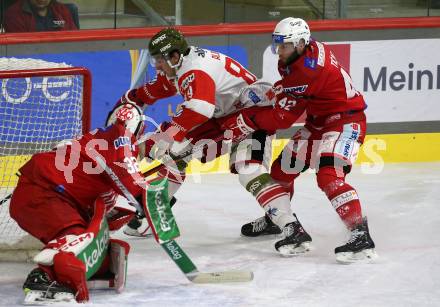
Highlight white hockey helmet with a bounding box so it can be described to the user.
[271,17,311,54]
[105,102,146,139]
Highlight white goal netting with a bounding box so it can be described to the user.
[0,58,90,261]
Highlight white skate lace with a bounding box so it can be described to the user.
[282,224,295,238]
[346,229,365,244]
[251,216,267,232]
[44,281,57,298]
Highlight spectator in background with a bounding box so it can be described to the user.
[4,0,78,32]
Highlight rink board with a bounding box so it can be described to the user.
[142,132,440,175]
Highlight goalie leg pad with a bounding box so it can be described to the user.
[31,198,110,303]
[53,252,89,303]
[109,239,130,293]
[87,239,130,293]
[33,202,110,281]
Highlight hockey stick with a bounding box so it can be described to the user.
[0,172,20,206]
[140,133,228,178]
[0,193,12,206]
[94,156,253,283]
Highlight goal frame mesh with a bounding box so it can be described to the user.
[0,65,91,261]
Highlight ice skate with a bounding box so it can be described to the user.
[241,214,282,237]
[335,218,378,264]
[23,268,76,305]
[275,216,312,256]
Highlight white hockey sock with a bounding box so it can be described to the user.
[241,172,297,229]
[262,194,297,228]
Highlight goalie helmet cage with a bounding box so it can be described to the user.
[0,58,91,262]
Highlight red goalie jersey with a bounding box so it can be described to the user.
[16,124,143,216]
[252,39,367,132]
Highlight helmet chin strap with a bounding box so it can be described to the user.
[167,53,184,69]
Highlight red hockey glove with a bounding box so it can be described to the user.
[106,206,135,231]
[115,89,144,108]
[218,112,258,142]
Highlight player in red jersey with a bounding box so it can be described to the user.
[119,28,305,239]
[9,103,148,303]
[221,18,377,263]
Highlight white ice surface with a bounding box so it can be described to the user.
[1,163,439,306]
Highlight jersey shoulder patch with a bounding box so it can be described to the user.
[304,41,325,70]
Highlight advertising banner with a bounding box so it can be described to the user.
[13,45,248,131]
[262,39,440,123]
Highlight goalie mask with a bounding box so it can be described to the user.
[105,103,146,139]
[148,28,189,69]
[271,17,310,54]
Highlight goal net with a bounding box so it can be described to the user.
[0,58,91,261]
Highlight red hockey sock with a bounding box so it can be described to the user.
[270,157,300,199]
[317,167,363,229]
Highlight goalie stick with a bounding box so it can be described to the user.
[94,156,253,284]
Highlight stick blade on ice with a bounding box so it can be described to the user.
[187,270,253,284]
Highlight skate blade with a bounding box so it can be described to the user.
[240,232,282,240]
[335,248,378,264]
[123,227,153,238]
[23,290,75,305]
[278,242,311,257]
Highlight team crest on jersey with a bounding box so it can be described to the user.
[114,136,131,149]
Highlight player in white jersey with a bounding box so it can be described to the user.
[121,29,308,252]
